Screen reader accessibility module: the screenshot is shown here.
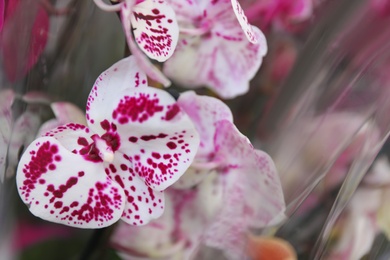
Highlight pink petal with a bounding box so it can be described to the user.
[104,156,165,226]
[111,199,178,258]
[16,129,126,228]
[231,0,258,43]
[0,89,15,181]
[131,0,179,62]
[177,91,233,159]
[121,4,171,86]
[204,120,285,255]
[163,27,267,99]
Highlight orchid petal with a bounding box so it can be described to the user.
[86,58,199,191]
[104,155,165,225]
[231,0,258,43]
[16,127,126,228]
[0,89,15,182]
[6,110,41,179]
[204,120,285,256]
[112,199,177,258]
[109,87,199,191]
[121,2,171,87]
[131,0,179,62]
[177,91,233,159]
[172,166,212,189]
[214,121,285,226]
[163,27,266,99]
[86,56,148,133]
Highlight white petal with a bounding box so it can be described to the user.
[16,135,126,228]
[121,4,171,86]
[131,0,179,61]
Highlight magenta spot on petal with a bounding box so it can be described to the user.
[163,104,180,121]
[54,201,63,209]
[112,93,163,124]
[166,142,177,149]
[129,136,138,143]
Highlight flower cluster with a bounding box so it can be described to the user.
[94,0,267,99]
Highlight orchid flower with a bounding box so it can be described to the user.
[94,0,179,87]
[0,0,70,82]
[111,92,285,259]
[161,0,267,99]
[16,56,200,228]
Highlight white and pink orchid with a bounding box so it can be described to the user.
[94,0,180,86]
[110,91,285,259]
[162,0,267,99]
[16,56,200,228]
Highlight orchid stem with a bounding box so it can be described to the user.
[78,227,109,260]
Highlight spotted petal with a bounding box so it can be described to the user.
[131,0,179,62]
[16,125,126,228]
[86,58,199,191]
[104,156,165,226]
[177,91,233,159]
[231,0,258,43]
[174,91,233,188]
[163,27,267,99]
[121,3,171,87]
[111,199,178,258]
